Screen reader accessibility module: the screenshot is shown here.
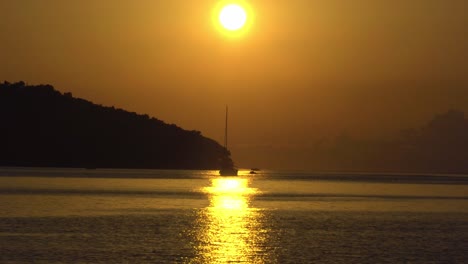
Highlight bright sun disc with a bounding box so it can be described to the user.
[219,4,247,31]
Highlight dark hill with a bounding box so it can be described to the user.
[0,81,233,169]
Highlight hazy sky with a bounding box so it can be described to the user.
[1,0,468,169]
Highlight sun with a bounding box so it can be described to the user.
[213,0,253,37]
[219,4,247,31]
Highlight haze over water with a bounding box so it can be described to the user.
[2,1,468,262]
[2,1,468,169]
[1,168,467,263]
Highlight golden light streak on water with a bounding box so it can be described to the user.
[195,177,269,263]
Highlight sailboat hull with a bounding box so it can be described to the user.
[219,168,238,176]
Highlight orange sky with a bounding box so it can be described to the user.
[1,0,468,169]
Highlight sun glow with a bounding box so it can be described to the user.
[213,0,254,37]
[219,4,247,31]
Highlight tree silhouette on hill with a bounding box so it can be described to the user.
[0,81,232,169]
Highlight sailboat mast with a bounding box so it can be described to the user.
[224,106,228,149]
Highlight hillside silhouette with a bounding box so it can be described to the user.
[0,81,232,169]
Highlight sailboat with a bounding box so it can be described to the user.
[219,106,238,176]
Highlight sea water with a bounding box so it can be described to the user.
[0,168,467,263]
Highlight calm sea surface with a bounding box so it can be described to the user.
[0,168,467,263]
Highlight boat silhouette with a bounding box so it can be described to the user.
[219,106,238,176]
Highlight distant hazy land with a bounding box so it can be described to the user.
[2,81,468,174]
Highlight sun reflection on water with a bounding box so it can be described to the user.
[193,177,271,263]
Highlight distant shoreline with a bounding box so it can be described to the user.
[1,166,467,185]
